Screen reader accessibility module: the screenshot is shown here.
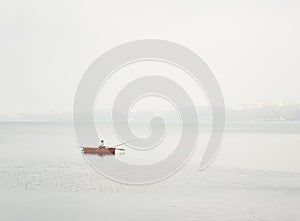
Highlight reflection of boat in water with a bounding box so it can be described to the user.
[82,147,125,156]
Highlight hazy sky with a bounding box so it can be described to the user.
[0,0,299,115]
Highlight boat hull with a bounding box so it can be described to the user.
[83,147,116,155]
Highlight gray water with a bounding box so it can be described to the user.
[0,122,299,220]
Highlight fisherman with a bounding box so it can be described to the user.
[98,140,105,148]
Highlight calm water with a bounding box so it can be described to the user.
[0,122,299,220]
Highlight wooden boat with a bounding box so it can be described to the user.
[82,147,125,156]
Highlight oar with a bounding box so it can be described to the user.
[79,139,138,151]
[110,139,139,149]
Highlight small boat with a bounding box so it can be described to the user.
[82,147,125,156]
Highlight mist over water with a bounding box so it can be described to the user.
[1,0,300,219]
[0,122,299,220]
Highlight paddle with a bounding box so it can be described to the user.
[110,139,139,149]
[79,139,138,151]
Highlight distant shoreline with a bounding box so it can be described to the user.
[1,121,300,133]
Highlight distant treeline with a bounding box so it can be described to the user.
[227,105,300,122]
[1,104,300,122]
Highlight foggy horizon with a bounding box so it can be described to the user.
[1,1,300,220]
[1,0,300,115]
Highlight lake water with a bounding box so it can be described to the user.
[0,122,299,220]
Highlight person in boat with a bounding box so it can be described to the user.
[98,140,105,148]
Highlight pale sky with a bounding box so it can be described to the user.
[0,0,299,115]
